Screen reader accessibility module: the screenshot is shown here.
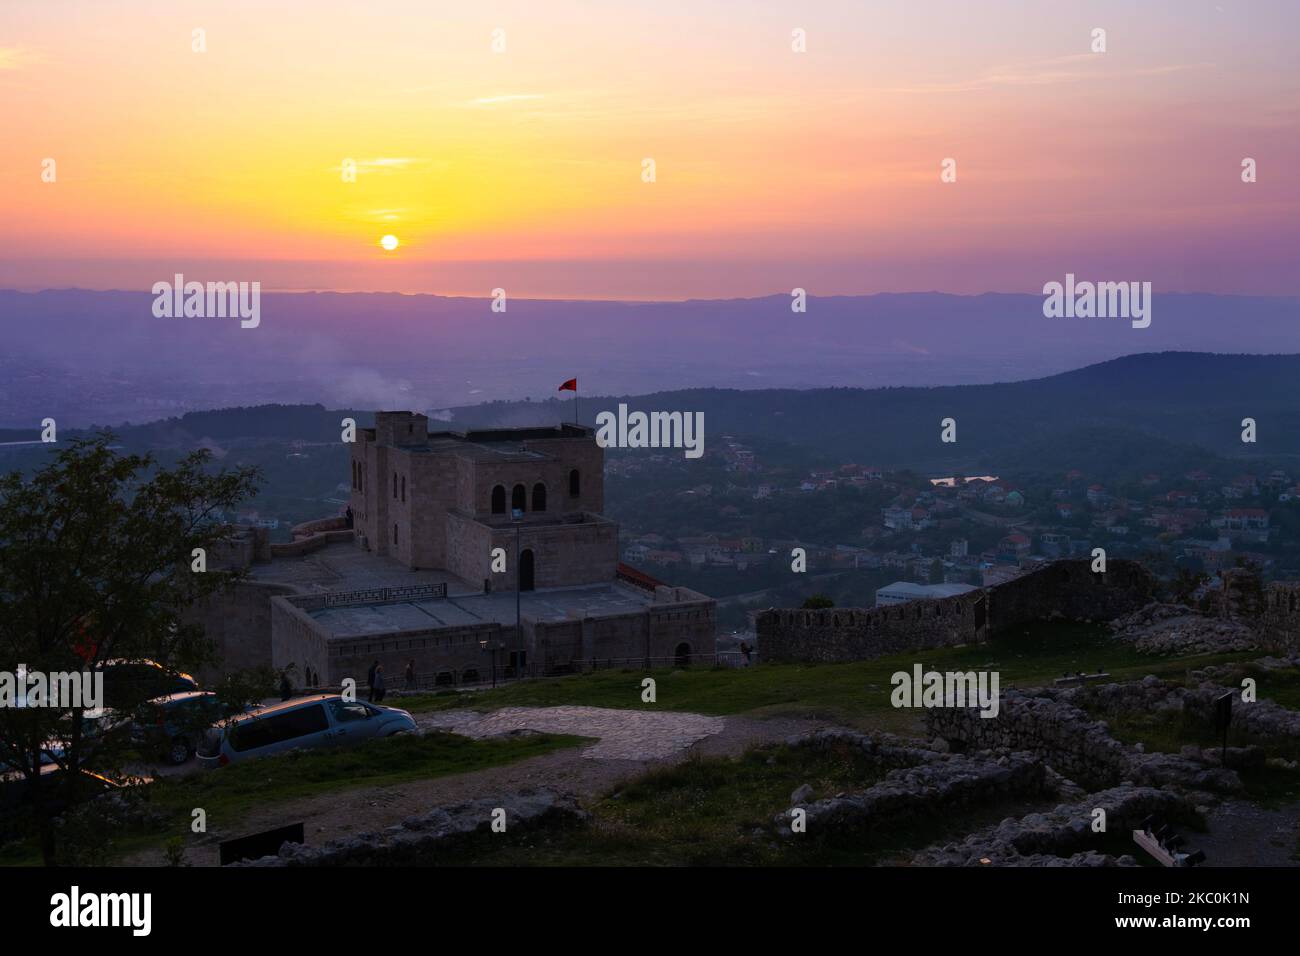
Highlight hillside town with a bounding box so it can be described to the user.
[612,434,1300,602]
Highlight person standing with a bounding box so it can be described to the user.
[404,659,416,691]
[372,663,386,703]
[367,660,379,702]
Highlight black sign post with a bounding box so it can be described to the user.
[1214,691,1233,766]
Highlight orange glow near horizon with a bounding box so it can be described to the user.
[1,0,1298,297]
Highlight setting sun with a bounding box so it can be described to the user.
[380,235,399,252]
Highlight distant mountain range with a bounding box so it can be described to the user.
[2,288,1299,426]
[5,352,1297,477]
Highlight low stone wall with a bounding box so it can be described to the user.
[234,790,587,866]
[290,516,348,537]
[773,729,1048,837]
[269,529,353,558]
[756,559,1154,664]
[1071,674,1300,742]
[926,688,1246,794]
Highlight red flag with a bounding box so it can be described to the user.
[558,378,577,392]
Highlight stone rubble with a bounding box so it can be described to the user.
[910,785,1198,867]
[1108,602,1258,655]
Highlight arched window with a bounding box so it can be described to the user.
[393,523,398,545]
[532,482,547,512]
[491,485,506,514]
[519,548,535,591]
[393,472,398,498]
[569,469,580,497]
[512,484,527,514]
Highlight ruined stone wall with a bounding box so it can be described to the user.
[757,559,1153,664]
[1263,582,1300,652]
[987,560,1154,632]
[925,692,1133,791]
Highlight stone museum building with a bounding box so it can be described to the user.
[194,411,716,691]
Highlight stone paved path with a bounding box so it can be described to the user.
[416,706,728,760]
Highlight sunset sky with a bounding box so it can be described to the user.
[1,0,1297,297]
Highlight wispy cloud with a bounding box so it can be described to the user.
[884,56,1208,94]
[0,46,38,70]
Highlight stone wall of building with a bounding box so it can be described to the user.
[271,592,509,689]
[188,580,299,683]
[446,511,618,592]
[757,559,1154,664]
[529,585,716,668]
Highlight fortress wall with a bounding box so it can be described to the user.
[189,580,299,683]
[987,559,1154,632]
[757,591,985,664]
[757,559,1153,665]
[648,594,717,660]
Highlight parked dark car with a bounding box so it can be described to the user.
[100,660,198,711]
[129,690,231,765]
[0,764,123,841]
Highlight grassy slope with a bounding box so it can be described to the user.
[400,622,1266,731]
[0,731,586,866]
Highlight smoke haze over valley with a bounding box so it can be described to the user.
[3,288,1299,427]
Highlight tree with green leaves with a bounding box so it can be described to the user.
[0,435,260,864]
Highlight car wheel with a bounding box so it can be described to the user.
[168,737,191,765]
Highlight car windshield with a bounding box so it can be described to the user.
[328,700,373,723]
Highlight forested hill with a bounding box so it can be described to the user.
[19,352,1299,475]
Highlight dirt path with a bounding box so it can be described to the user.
[1198,799,1300,867]
[122,708,825,866]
